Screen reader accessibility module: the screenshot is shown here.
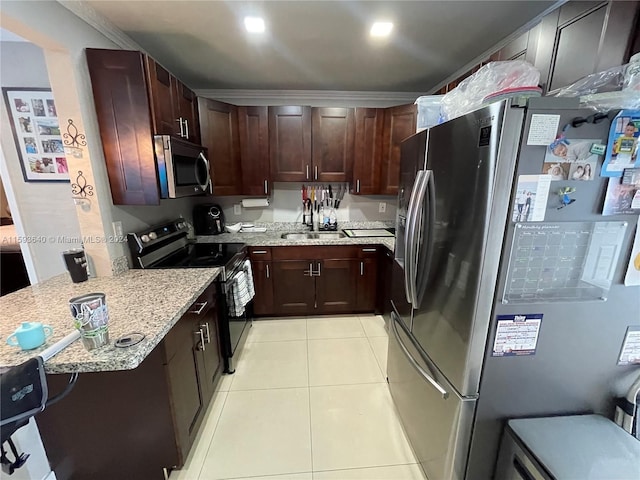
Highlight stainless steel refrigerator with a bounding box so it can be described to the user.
[388,96,640,480]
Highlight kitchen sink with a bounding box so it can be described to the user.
[281,232,346,240]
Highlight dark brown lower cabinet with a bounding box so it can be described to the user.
[36,285,221,480]
[259,245,381,316]
[272,259,317,315]
[378,247,395,321]
[316,258,358,313]
[356,247,379,312]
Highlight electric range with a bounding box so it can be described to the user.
[127,219,252,373]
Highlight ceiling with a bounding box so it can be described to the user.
[83,1,557,93]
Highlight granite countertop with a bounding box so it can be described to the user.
[0,268,221,374]
[197,221,396,251]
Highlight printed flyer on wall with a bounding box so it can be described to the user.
[600,110,640,177]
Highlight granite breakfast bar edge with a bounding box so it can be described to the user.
[0,268,222,374]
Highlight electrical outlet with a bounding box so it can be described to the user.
[378,202,386,213]
[112,221,123,237]
[234,204,241,215]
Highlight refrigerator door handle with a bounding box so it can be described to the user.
[405,170,429,306]
[391,311,449,399]
[414,170,435,310]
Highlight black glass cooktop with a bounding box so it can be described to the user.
[153,242,245,268]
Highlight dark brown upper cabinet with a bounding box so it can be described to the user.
[175,79,201,145]
[238,106,271,196]
[86,48,203,205]
[199,99,241,196]
[536,1,640,92]
[437,1,640,95]
[86,48,160,205]
[352,108,384,195]
[380,103,417,196]
[269,106,312,182]
[145,56,200,144]
[311,107,355,182]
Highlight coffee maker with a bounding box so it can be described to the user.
[193,204,225,235]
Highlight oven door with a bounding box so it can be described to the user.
[218,257,252,373]
[155,136,211,198]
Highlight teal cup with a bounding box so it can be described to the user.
[6,322,54,350]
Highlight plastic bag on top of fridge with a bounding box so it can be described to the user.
[547,64,640,111]
[440,60,540,121]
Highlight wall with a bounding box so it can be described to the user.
[0,1,206,274]
[0,40,83,283]
[196,183,396,226]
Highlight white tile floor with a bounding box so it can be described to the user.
[170,314,425,480]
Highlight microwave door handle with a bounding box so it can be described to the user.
[196,151,212,193]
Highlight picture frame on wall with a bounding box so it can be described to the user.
[2,87,69,182]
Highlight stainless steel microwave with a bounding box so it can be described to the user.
[154,135,211,198]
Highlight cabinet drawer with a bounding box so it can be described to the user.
[358,246,379,258]
[272,245,357,260]
[249,247,272,260]
[164,285,215,363]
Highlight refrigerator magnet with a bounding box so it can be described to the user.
[600,111,640,177]
[492,314,543,357]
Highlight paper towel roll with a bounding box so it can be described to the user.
[241,198,270,208]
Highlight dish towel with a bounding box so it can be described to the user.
[228,260,256,317]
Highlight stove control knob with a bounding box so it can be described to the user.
[140,234,150,243]
[148,232,158,240]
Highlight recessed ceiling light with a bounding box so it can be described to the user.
[370,22,393,37]
[244,16,265,33]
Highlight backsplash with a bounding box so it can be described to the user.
[195,182,397,226]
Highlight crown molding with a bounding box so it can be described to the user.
[194,89,425,107]
[57,0,145,52]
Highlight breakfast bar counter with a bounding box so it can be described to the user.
[0,268,221,373]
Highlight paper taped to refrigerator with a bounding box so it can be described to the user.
[618,326,640,365]
[492,314,542,357]
[526,114,561,146]
[503,222,627,304]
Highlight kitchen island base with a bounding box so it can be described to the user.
[37,345,181,480]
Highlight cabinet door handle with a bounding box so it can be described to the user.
[202,322,211,343]
[176,117,184,137]
[356,179,360,193]
[306,165,310,180]
[184,119,189,139]
[264,180,269,195]
[362,248,377,252]
[304,263,313,276]
[188,301,208,315]
[252,250,268,254]
[194,329,205,351]
[360,261,364,276]
[266,264,270,278]
[316,262,321,276]
[314,165,318,180]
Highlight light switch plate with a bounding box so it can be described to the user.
[234,204,242,215]
[379,202,386,213]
